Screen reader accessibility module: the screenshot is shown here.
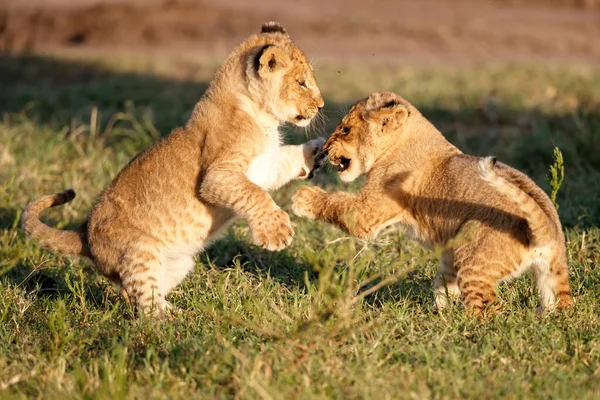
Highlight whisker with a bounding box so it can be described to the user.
[316,111,328,136]
[303,124,312,140]
[336,103,350,118]
[312,113,321,133]
[307,111,322,139]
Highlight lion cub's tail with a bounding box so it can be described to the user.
[22,189,91,258]
[477,157,554,246]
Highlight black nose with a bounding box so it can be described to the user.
[318,106,323,111]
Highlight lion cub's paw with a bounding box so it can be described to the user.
[300,137,327,179]
[292,186,325,219]
[251,208,294,251]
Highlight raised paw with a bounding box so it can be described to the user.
[300,137,327,179]
[251,208,294,251]
[292,186,325,220]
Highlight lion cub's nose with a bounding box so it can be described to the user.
[316,96,325,110]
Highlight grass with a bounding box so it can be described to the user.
[1,53,600,398]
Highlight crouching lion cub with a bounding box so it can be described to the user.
[23,22,325,317]
[292,92,572,315]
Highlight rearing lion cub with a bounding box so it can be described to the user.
[23,22,325,316]
[293,92,572,314]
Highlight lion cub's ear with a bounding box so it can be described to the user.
[365,100,409,132]
[261,22,288,35]
[256,45,291,77]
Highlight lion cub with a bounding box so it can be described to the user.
[293,92,572,314]
[23,22,325,316]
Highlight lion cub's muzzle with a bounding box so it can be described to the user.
[321,142,351,173]
[295,105,322,124]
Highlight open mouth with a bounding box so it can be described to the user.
[331,157,351,172]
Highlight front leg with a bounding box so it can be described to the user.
[200,168,293,251]
[292,186,396,239]
[270,137,325,190]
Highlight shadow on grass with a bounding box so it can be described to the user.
[200,232,318,290]
[0,206,105,304]
[2,259,64,299]
[0,52,210,135]
[0,256,108,311]
[362,268,436,311]
[0,206,20,230]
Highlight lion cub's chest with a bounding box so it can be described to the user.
[245,132,281,190]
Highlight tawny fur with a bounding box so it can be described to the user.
[292,92,572,315]
[22,22,325,317]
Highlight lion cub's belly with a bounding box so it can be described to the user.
[245,139,280,189]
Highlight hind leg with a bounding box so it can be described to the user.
[433,251,460,311]
[454,231,531,316]
[457,264,501,316]
[116,244,171,317]
[534,251,573,311]
[454,242,507,316]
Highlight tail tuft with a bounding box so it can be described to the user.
[477,156,499,184]
[54,189,76,206]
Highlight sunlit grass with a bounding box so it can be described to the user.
[1,54,599,398]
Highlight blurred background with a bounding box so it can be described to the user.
[1,0,599,63]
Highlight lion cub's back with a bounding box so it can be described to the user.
[88,128,214,251]
[439,154,560,231]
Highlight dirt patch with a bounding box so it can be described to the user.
[0,1,261,52]
[1,0,599,63]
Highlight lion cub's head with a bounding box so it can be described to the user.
[322,92,411,182]
[247,22,324,127]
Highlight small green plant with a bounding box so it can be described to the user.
[548,146,565,210]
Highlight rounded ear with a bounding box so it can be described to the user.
[256,45,291,77]
[364,101,409,131]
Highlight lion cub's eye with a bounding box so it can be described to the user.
[297,80,307,88]
[341,126,350,135]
